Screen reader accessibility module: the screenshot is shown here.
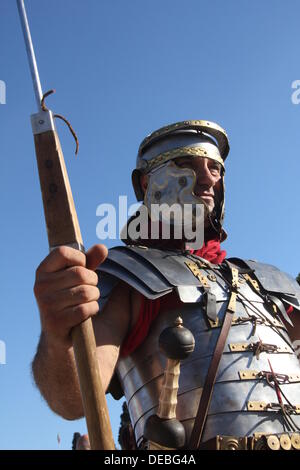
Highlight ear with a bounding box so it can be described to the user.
[140,174,149,193]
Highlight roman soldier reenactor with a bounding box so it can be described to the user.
[33,120,300,450]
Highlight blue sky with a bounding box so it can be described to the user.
[0,0,300,450]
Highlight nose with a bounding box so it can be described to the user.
[194,160,216,190]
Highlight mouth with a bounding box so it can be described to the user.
[198,193,214,200]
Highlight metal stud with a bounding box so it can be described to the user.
[267,435,280,450]
[291,433,300,450]
[280,434,291,451]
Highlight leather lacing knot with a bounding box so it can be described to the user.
[250,340,278,359]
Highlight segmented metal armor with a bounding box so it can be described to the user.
[97,120,300,450]
[97,246,300,450]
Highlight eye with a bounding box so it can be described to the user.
[209,163,221,175]
[174,158,191,168]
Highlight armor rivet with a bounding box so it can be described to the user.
[280,435,291,451]
[291,434,300,449]
[267,436,280,450]
[249,404,253,408]
[39,119,44,125]
[208,274,217,282]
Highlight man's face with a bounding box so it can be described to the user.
[174,156,222,213]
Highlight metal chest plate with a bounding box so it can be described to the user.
[116,294,300,447]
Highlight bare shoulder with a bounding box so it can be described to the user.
[91,282,134,390]
[91,281,143,391]
[93,281,132,346]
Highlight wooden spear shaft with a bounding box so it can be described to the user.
[35,130,115,450]
[17,0,114,450]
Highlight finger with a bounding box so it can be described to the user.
[36,266,99,293]
[37,246,86,274]
[65,301,100,331]
[43,301,100,337]
[86,244,108,271]
[41,285,100,312]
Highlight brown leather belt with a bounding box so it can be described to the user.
[188,264,238,450]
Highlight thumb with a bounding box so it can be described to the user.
[85,244,108,271]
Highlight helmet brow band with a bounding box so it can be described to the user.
[145,146,224,172]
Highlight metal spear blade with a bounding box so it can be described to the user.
[17,0,43,111]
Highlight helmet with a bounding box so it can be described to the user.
[132,120,229,241]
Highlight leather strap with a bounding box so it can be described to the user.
[203,291,217,322]
[267,294,294,327]
[188,266,238,450]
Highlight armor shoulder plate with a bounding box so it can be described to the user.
[97,245,210,310]
[228,257,300,308]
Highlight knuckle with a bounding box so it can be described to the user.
[95,287,100,301]
[74,301,99,321]
[74,303,89,320]
[76,285,91,302]
[72,266,89,284]
[91,271,99,285]
[77,285,99,302]
[90,301,100,315]
[55,246,86,266]
[56,245,73,261]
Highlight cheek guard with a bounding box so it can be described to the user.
[144,161,209,228]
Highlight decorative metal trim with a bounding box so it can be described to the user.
[139,120,230,160]
[229,342,290,354]
[145,146,224,172]
[31,110,56,135]
[247,401,300,414]
[185,261,210,288]
[243,273,260,292]
[239,370,300,383]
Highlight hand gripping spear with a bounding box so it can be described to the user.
[16,0,115,450]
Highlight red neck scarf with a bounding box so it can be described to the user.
[189,238,226,264]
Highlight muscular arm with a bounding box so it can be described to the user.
[32,281,131,420]
[32,332,82,420]
[31,245,135,421]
